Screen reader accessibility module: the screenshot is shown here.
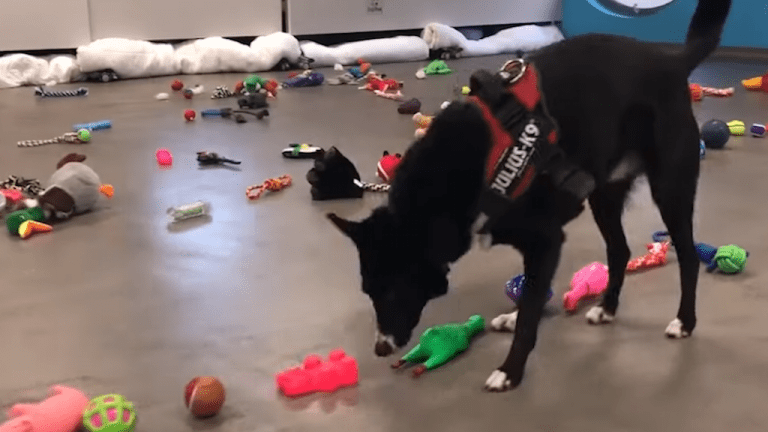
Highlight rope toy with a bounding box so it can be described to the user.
[360,181,389,192]
[17,131,90,148]
[211,86,239,99]
[689,83,734,101]
[626,241,670,272]
[652,231,748,274]
[246,175,292,200]
[34,86,88,97]
[0,175,43,196]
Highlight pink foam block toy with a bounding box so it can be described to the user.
[0,385,89,432]
[156,148,173,166]
[563,262,609,312]
[276,349,358,397]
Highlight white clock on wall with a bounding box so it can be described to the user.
[590,0,677,17]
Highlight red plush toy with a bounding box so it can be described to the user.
[377,151,402,183]
[363,74,402,93]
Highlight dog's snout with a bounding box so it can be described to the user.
[374,341,394,357]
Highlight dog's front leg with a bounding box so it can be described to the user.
[485,230,563,391]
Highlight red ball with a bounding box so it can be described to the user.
[184,110,196,121]
[183,89,194,99]
[185,376,225,418]
[234,81,244,94]
[171,79,184,91]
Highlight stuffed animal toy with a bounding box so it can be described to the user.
[376,151,402,183]
[361,73,402,93]
[413,113,433,138]
[305,147,390,200]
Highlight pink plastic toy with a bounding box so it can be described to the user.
[0,385,89,432]
[276,348,358,397]
[156,148,172,166]
[563,262,609,312]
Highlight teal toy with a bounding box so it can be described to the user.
[6,207,45,235]
[82,394,136,432]
[391,315,484,377]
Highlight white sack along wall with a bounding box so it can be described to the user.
[0,25,563,89]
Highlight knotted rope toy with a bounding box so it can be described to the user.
[652,231,748,274]
[0,175,43,196]
[626,241,670,272]
[246,175,292,200]
[211,86,239,99]
[34,86,88,97]
[17,130,91,148]
[689,83,734,101]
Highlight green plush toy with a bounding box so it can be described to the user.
[5,207,45,234]
[392,315,484,377]
[424,60,452,75]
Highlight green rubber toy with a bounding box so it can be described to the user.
[244,74,266,92]
[5,207,45,235]
[423,59,453,75]
[392,315,485,377]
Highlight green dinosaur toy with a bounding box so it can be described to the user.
[392,315,485,377]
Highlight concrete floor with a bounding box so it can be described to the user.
[1,53,768,432]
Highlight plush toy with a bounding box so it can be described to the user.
[391,315,485,377]
[5,154,113,236]
[376,151,402,183]
[361,73,402,93]
[413,113,433,138]
[0,385,89,432]
[563,262,609,313]
[626,242,670,272]
[305,147,390,200]
[741,72,768,92]
[415,59,453,79]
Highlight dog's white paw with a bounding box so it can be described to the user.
[586,306,615,324]
[484,370,512,392]
[665,318,690,338]
[490,311,518,332]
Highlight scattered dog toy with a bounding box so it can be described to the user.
[244,74,279,95]
[1,176,43,197]
[283,71,324,88]
[72,120,111,131]
[18,220,52,239]
[211,86,238,99]
[171,79,184,91]
[700,139,706,159]
[246,175,292,200]
[156,148,173,166]
[505,273,553,306]
[398,98,421,114]
[374,90,403,101]
[183,88,194,99]
[741,72,768,92]
[751,123,766,137]
[711,244,748,274]
[282,143,323,159]
[276,348,358,397]
[82,394,136,432]
[416,59,452,79]
[155,92,170,100]
[196,151,241,166]
[626,242,669,272]
[701,119,730,148]
[6,207,45,235]
[689,83,733,101]
[34,86,88,97]
[461,86,471,95]
[17,130,90,147]
[376,151,402,183]
[392,315,484,377]
[184,376,225,418]
[361,74,402,92]
[727,120,745,135]
[238,93,268,109]
[564,262,609,313]
[413,112,433,138]
[0,385,89,432]
[201,107,268,122]
[168,201,210,222]
[184,109,196,121]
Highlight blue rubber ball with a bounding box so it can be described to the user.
[505,274,553,306]
[701,119,730,149]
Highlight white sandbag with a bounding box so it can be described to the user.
[421,23,564,57]
[46,55,82,84]
[77,38,180,79]
[250,32,302,64]
[300,36,429,67]
[0,54,79,88]
[175,37,262,74]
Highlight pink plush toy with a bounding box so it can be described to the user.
[0,385,89,432]
[563,262,609,312]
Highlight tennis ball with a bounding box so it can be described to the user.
[184,376,225,418]
[77,129,91,142]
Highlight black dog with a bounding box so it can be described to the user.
[329,0,731,391]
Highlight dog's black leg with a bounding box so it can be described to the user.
[485,228,563,391]
[585,181,633,324]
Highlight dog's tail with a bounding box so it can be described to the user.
[682,0,732,73]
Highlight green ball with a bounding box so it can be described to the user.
[77,129,91,142]
[82,394,137,432]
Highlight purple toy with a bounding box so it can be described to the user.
[505,274,553,306]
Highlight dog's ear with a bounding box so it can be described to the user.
[327,213,361,241]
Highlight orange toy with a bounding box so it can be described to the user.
[742,72,768,91]
[185,376,225,418]
[246,175,292,200]
[18,220,52,239]
[99,184,114,198]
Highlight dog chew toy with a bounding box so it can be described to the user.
[184,110,196,121]
[238,93,269,109]
[183,88,194,99]
[276,349,359,397]
[626,242,670,272]
[168,201,211,222]
[376,151,402,183]
[171,79,184,91]
[17,130,90,148]
[5,207,45,234]
[349,58,371,78]
[196,151,241,166]
[741,72,768,92]
[751,123,766,137]
[392,315,484,377]
[0,385,89,432]
[246,175,292,200]
[415,59,452,79]
[374,90,404,101]
[564,262,609,312]
[156,148,172,166]
[398,98,421,114]
[283,71,324,88]
[72,120,111,132]
[82,394,136,432]
[361,74,402,93]
[282,143,323,159]
[413,112,433,138]
[34,86,88,97]
[505,274,553,306]
[185,376,225,418]
[652,231,748,274]
[727,120,745,135]
[700,139,706,159]
[689,83,734,101]
[701,119,730,149]
[18,220,53,239]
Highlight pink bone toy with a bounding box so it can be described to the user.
[0,385,89,432]
[563,262,609,312]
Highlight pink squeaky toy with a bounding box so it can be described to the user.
[0,385,89,432]
[563,262,609,312]
[156,148,173,166]
[276,349,358,397]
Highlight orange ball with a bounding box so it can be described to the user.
[184,376,225,418]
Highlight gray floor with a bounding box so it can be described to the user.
[1,53,768,432]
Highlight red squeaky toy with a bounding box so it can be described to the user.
[184,109,196,121]
[276,348,358,397]
[377,151,402,183]
[171,79,184,91]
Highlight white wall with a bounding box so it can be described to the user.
[87,0,281,41]
[0,0,91,51]
[287,0,562,35]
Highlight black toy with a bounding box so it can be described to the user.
[196,152,242,166]
[238,93,268,109]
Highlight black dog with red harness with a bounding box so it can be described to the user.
[329,0,731,391]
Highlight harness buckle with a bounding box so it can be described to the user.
[499,59,527,85]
